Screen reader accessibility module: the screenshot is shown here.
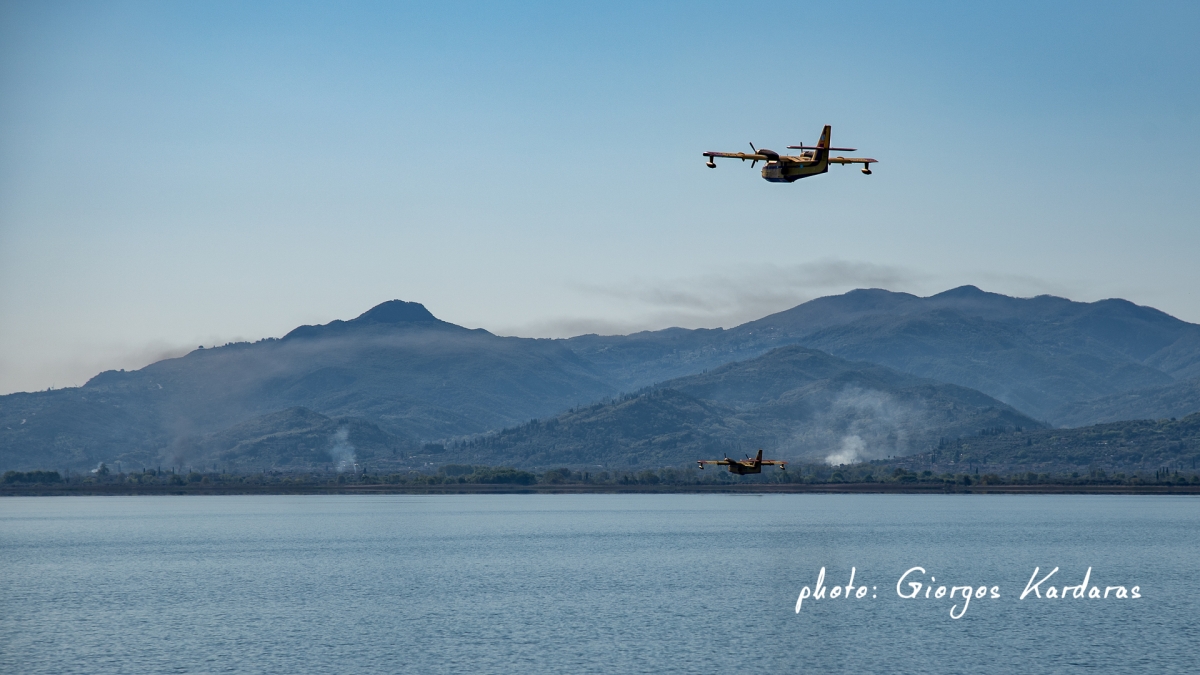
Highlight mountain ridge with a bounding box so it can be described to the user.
[566,285,1200,422]
[450,345,1044,470]
[4,286,1200,473]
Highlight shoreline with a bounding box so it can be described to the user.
[4,483,1199,496]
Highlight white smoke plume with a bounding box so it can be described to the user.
[329,428,357,472]
[822,388,923,464]
[778,387,934,465]
[825,434,866,465]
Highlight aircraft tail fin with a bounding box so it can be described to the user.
[815,125,832,162]
[755,449,763,463]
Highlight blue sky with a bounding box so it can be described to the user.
[1,1,1198,394]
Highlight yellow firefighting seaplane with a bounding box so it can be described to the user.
[703,125,876,182]
[697,449,787,475]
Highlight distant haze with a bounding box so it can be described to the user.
[7,287,1198,475]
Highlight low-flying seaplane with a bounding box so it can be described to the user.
[703,125,876,183]
[697,449,787,475]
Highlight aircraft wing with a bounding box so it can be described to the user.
[703,151,771,161]
[828,156,878,165]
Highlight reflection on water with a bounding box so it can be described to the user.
[1,494,1196,674]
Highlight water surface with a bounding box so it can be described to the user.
[2,494,1196,674]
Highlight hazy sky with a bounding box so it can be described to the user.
[2,1,1198,395]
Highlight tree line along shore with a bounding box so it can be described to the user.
[5,462,1198,495]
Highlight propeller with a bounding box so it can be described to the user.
[749,142,758,168]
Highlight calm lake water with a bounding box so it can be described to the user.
[1,494,1197,674]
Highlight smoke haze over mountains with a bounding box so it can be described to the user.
[2,287,1199,473]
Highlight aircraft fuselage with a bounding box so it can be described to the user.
[726,462,762,475]
[761,155,829,183]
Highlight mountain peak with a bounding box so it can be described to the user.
[932,285,987,298]
[282,300,451,341]
[352,300,439,324]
